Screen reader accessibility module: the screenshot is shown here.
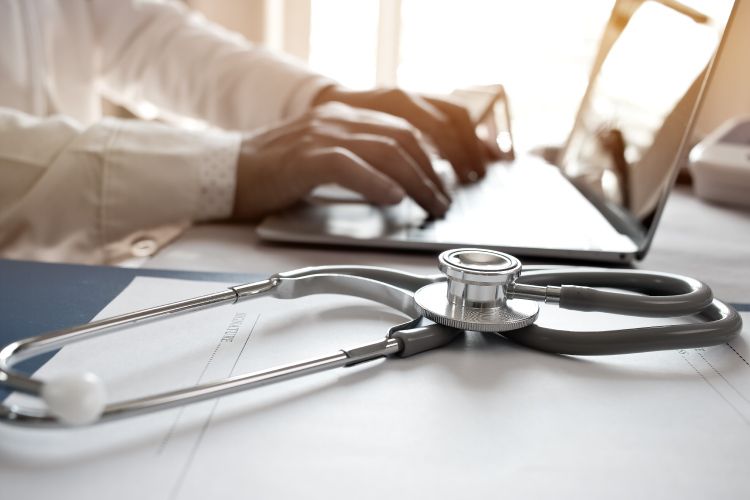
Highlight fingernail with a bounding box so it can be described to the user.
[433,192,450,215]
[385,184,406,204]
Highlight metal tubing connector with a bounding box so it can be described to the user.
[507,284,562,303]
[231,278,280,302]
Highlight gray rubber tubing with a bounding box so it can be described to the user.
[521,268,713,317]
[503,268,742,355]
[392,323,463,357]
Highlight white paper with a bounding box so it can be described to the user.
[1,276,749,499]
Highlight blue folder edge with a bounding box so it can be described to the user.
[0,258,262,400]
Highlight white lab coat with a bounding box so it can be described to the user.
[0,0,333,263]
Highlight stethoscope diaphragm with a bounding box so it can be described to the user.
[414,248,538,331]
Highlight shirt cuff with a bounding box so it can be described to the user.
[195,129,242,221]
[284,75,339,119]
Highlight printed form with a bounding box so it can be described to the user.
[1,276,749,499]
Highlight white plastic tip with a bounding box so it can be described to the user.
[41,372,107,426]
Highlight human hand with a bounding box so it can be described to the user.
[232,102,451,221]
[313,85,487,183]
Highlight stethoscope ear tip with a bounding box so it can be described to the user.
[41,372,106,426]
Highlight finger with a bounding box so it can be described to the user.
[314,91,485,182]
[330,133,450,217]
[377,90,481,183]
[424,96,486,180]
[477,108,505,161]
[324,112,450,200]
[300,147,407,206]
[257,106,449,213]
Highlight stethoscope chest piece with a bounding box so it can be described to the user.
[414,248,539,332]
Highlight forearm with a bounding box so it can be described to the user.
[94,0,334,130]
[0,107,241,264]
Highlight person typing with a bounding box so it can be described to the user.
[0,0,487,264]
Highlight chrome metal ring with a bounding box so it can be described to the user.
[414,282,539,332]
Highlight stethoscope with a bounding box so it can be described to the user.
[0,248,742,427]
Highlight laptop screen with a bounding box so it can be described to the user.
[559,0,735,241]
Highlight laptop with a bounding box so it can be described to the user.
[258,0,738,263]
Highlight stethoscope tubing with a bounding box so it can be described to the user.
[503,267,741,355]
[0,263,742,427]
[520,267,714,316]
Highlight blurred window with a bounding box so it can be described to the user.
[309,0,380,91]
[309,0,616,148]
[308,0,733,149]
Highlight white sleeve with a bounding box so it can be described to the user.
[0,106,242,264]
[92,0,335,131]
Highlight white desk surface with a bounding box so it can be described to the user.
[4,186,747,500]
[144,186,750,303]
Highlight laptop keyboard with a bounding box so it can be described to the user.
[410,158,637,252]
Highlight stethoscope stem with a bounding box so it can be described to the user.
[508,283,562,303]
[103,337,404,424]
[1,319,456,427]
[0,271,443,427]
